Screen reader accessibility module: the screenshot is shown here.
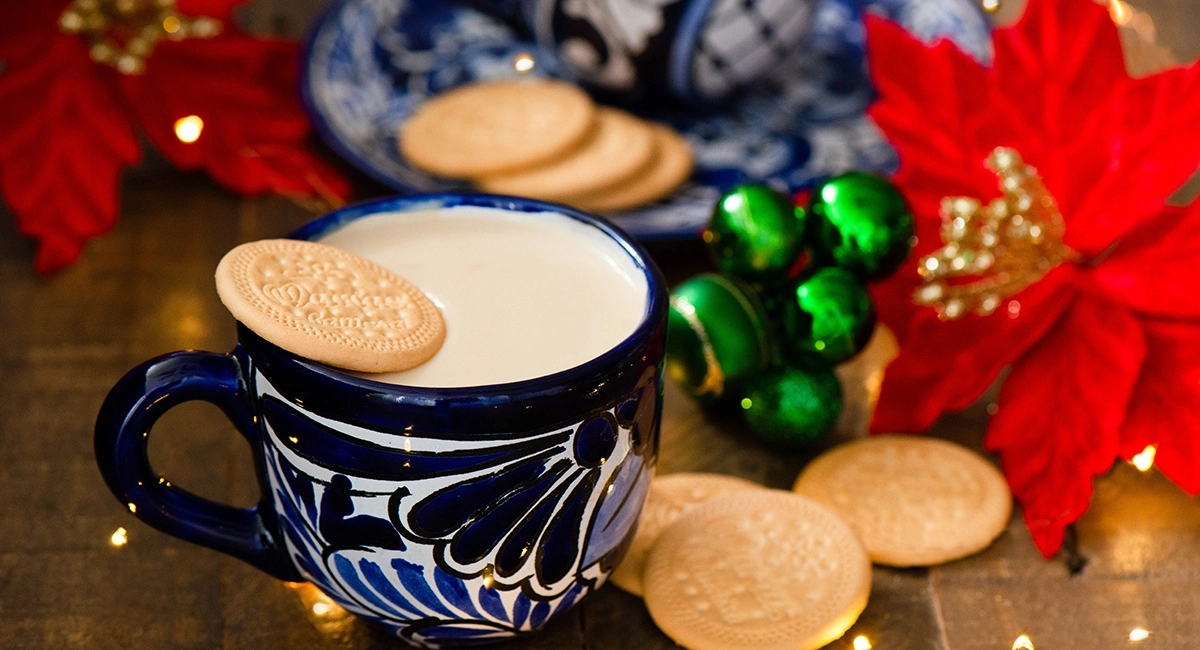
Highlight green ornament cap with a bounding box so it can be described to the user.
[741,366,842,449]
[807,172,914,281]
[705,184,806,281]
[667,273,772,400]
[778,267,876,367]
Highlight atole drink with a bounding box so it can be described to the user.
[319,205,649,387]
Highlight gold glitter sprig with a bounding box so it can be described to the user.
[913,148,1075,319]
[59,0,222,75]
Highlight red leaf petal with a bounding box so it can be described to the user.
[992,0,1127,142]
[119,36,350,201]
[985,296,1145,556]
[0,37,140,273]
[1085,202,1200,319]
[871,266,1076,433]
[867,0,1200,259]
[0,3,66,61]
[1064,62,1200,256]
[983,1,1126,223]
[1121,320,1200,494]
[865,15,998,186]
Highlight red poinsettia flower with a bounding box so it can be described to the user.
[0,1,350,273]
[865,0,1200,556]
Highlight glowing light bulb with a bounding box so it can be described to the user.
[513,52,536,73]
[174,115,203,143]
[981,0,1000,12]
[286,582,347,621]
[1131,445,1156,472]
[110,526,129,546]
[1012,635,1035,650]
[1109,0,1133,25]
[1130,628,1150,642]
[853,636,872,650]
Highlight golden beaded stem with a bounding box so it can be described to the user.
[913,148,1075,320]
[59,0,222,75]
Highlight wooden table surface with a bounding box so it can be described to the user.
[3,2,1200,649]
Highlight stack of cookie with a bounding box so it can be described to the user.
[398,78,693,213]
[610,437,1013,650]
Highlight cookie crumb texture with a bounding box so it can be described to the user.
[574,123,694,213]
[215,239,445,373]
[609,472,763,596]
[398,78,597,178]
[794,435,1012,567]
[643,491,870,650]
[477,107,656,201]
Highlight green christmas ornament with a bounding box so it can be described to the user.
[705,184,806,280]
[778,267,876,367]
[807,171,914,281]
[667,273,772,400]
[741,367,842,448]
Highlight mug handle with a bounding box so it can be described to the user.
[94,350,301,581]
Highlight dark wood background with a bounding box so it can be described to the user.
[2,1,1199,648]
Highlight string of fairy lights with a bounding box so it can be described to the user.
[94,0,1176,647]
[102,439,1164,650]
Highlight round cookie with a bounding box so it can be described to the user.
[793,435,1012,567]
[643,491,871,650]
[476,107,656,202]
[573,123,694,213]
[215,239,445,373]
[608,473,763,596]
[398,78,596,178]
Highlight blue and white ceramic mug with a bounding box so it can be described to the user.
[94,194,666,648]
[463,0,816,104]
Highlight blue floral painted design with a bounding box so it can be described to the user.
[253,366,658,645]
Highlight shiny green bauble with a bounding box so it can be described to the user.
[779,267,876,367]
[807,172,914,281]
[666,273,772,400]
[741,367,842,448]
[705,184,806,281]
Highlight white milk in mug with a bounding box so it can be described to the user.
[317,205,649,387]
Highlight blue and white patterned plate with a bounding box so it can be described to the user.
[301,0,991,239]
